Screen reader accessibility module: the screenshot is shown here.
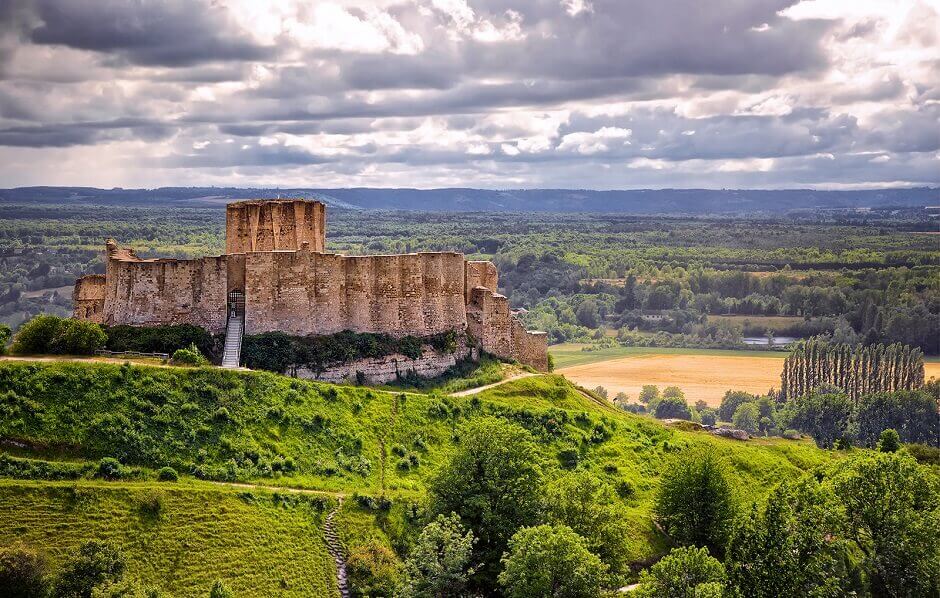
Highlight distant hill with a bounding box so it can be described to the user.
[0,186,936,214]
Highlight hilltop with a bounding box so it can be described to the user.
[0,360,836,596]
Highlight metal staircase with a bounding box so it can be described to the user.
[221,316,243,368]
[221,290,244,369]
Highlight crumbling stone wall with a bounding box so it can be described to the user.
[296,341,475,384]
[243,249,466,337]
[467,286,548,371]
[73,274,106,323]
[101,244,228,332]
[226,199,325,254]
[466,260,498,297]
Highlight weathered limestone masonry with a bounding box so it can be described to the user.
[297,340,477,384]
[73,198,548,371]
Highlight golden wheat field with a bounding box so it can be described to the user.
[558,353,940,407]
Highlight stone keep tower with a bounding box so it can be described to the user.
[225,199,326,254]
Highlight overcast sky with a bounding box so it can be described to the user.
[0,0,937,189]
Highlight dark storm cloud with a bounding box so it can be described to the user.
[0,118,174,147]
[28,0,273,66]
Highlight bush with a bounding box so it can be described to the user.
[209,579,233,598]
[877,428,901,453]
[654,451,735,556]
[95,458,124,480]
[53,541,126,598]
[170,343,207,366]
[782,429,801,440]
[699,408,717,426]
[12,316,106,356]
[0,544,49,598]
[105,324,216,360]
[635,546,725,598]
[0,324,11,356]
[498,525,607,598]
[346,540,401,597]
[718,390,756,422]
[654,396,693,421]
[732,402,760,434]
[136,490,164,518]
[156,467,178,482]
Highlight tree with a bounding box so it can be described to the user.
[830,452,940,597]
[635,547,725,598]
[639,385,660,405]
[725,480,853,597]
[699,408,717,426]
[662,386,685,400]
[855,390,938,447]
[347,541,401,597]
[789,393,854,449]
[576,300,599,328]
[731,403,759,434]
[717,391,756,423]
[0,544,49,598]
[654,396,694,421]
[654,451,735,556]
[498,525,607,598]
[544,471,632,574]
[11,316,105,356]
[877,428,900,453]
[399,514,476,598]
[52,541,126,598]
[429,418,543,591]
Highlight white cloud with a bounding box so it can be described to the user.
[558,127,632,154]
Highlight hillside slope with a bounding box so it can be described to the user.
[0,361,837,592]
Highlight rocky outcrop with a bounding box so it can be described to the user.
[297,343,475,384]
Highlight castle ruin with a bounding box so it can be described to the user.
[73,199,548,372]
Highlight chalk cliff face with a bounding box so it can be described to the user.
[73,199,547,371]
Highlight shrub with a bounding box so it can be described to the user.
[346,541,401,597]
[171,343,207,366]
[699,408,717,426]
[558,448,579,469]
[498,525,607,598]
[732,402,760,434]
[0,544,49,598]
[0,324,12,356]
[654,451,735,556]
[12,316,106,356]
[877,428,901,453]
[53,541,126,598]
[634,546,725,598]
[156,467,178,482]
[654,396,693,421]
[105,324,216,360]
[209,579,233,598]
[782,429,801,440]
[95,458,124,480]
[718,390,756,422]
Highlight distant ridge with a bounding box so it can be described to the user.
[0,186,936,214]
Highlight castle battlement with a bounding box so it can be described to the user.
[73,199,548,371]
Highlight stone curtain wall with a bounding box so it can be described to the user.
[225,199,325,254]
[465,260,498,297]
[243,250,467,337]
[73,274,106,323]
[467,286,548,370]
[102,254,228,332]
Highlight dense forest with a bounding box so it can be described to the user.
[0,201,937,352]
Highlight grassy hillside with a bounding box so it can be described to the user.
[0,360,838,591]
[0,480,336,596]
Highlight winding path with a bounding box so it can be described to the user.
[323,505,350,598]
[448,372,539,396]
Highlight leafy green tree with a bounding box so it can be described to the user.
[662,386,685,400]
[717,391,756,423]
[699,408,717,426]
[855,391,938,447]
[731,403,759,434]
[635,546,725,598]
[654,396,694,421]
[52,541,126,598]
[347,541,401,597]
[789,393,854,449]
[544,471,632,574]
[639,385,660,405]
[429,417,543,591]
[498,525,607,598]
[725,480,853,597]
[399,513,476,598]
[11,316,105,356]
[830,451,940,597]
[877,428,901,453]
[654,451,735,556]
[0,544,49,598]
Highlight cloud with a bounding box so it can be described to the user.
[0,0,936,189]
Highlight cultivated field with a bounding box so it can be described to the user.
[554,345,940,407]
